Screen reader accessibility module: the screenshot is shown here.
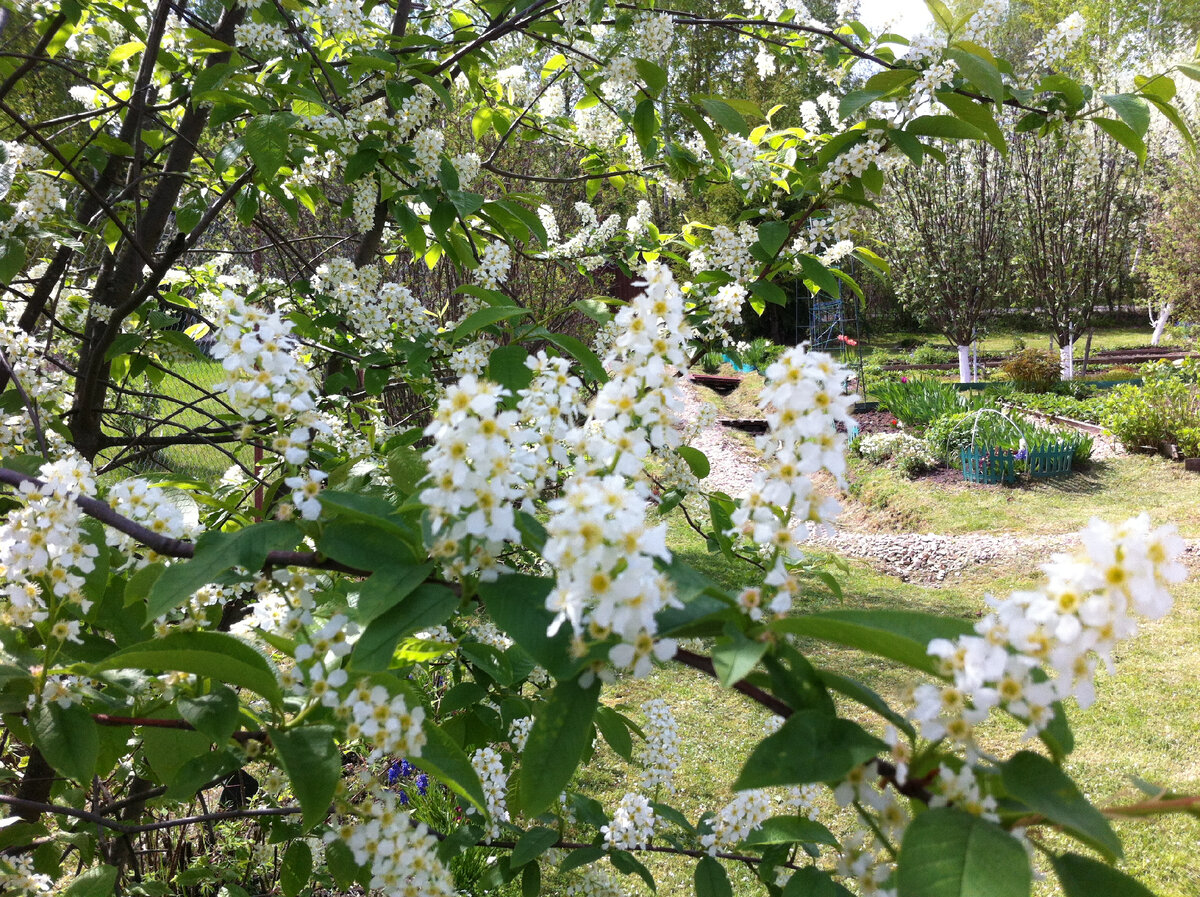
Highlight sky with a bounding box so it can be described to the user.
[856,0,935,38]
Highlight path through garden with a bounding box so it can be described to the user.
[676,376,1193,582]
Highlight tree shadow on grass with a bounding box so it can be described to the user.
[1013,461,1111,496]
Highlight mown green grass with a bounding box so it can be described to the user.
[578,513,1200,897]
[860,325,1168,358]
[842,453,1200,538]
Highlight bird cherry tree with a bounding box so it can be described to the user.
[0,0,1196,895]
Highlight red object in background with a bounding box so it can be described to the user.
[836,334,858,346]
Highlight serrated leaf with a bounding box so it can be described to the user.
[594,706,633,760]
[1100,93,1151,137]
[1001,751,1121,861]
[897,808,1029,897]
[1093,117,1147,164]
[271,726,339,831]
[741,815,839,847]
[280,841,312,897]
[30,703,98,784]
[945,48,1004,104]
[350,584,458,671]
[735,710,885,790]
[694,856,732,897]
[712,628,767,687]
[420,719,487,814]
[1050,852,1156,897]
[519,677,599,815]
[450,305,529,343]
[773,609,973,675]
[61,864,118,897]
[178,685,240,742]
[96,631,282,706]
[243,113,293,177]
[512,826,559,868]
[697,97,749,137]
[906,114,987,141]
[676,446,710,479]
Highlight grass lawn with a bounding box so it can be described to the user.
[583,510,1200,897]
[858,325,1170,358]
[842,453,1200,538]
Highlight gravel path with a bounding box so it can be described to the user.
[675,377,1190,583]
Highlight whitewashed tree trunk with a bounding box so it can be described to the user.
[1151,301,1173,347]
[1060,342,1075,380]
[957,344,972,383]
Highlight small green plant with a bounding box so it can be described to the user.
[700,350,725,374]
[1000,348,1060,393]
[1102,378,1200,451]
[1011,336,1026,351]
[742,337,773,371]
[871,377,990,429]
[912,344,951,364]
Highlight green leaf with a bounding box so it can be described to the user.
[280,841,313,897]
[712,627,768,687]
[610,851,656,891]
[420,718,487,814]
[243,113,294,177]
[61,864,118,897]
[905,114,986,141]
[922,0,955,30]
[864,68,920,93]
[560,847,606,873]
[797,255,839,296]
[734,710,885,790]
[783,868,854,897]
[1100,93,1151,137]
[177,684,241,742]
[489,344,533,394]
[350,584,459,671]
[1000,751,1121,861]
[519,676,600,815]
[480,574,579,680]
[773,610,973,675]
[542,331,608,383]
[816,669,913,738]
[697,97,749,136]
[0,237,27,285]
[30,703,98,784]
[839,89,885,119]
[95,631,282,706]
[450,305,529,342]
[741,816,839,847]
[896,808,1030,897]
[317,521,419,572]
[146,521,300,621]
[695,856,732,897]
[271,726,339,830]
[594,706,633,760]
[936,92,1006,152]
[757,220,790,257]
[677,446,710,480]
[512,826,560,868]
[945,48,1005,104]
[748,280,787,307]
[325,839,366,890]
[1092,117,1147,164]
[1051,852,1156,897]
[354,562,436,623]
[634,58,668,94]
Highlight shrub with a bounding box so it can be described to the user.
[742,337,774,371]
[854,432,939,477]
[912,344,951,364]
[1101,378,1200,451]
[1000,348,1060,392]
[700,350,725,374]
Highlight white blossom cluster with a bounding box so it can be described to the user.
[476,241,512,290]
[0,856,53,895]
[233,568,319,641]
[0,172,63,237]
[728,346,855,619]
[470,746,510,840]
[335,791,456,897]
[1029,12,1087,70]
[542,264,692,677]
[541,202,622,262]
[601,792,655,850]
[910,514,1186,756]
[343,680,427,762]
[722,134,767,189]
[313,260,432,348]
[637,699,681,793]
[449,338,494,378]
[105,478,197,565]
[960,0,1007,46]
[688,223,757,283]
[700,789,774,853]
[565,863,628,897]
[211,291,330,517]
[0,454,97,632]
[508,715,534,752]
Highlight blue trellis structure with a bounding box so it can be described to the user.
[805,287,865,393]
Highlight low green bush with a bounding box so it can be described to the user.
[923,409,1094,468]
[1102,377,1200,452]
[1000,348,1060,392]
[912,344,952,364]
